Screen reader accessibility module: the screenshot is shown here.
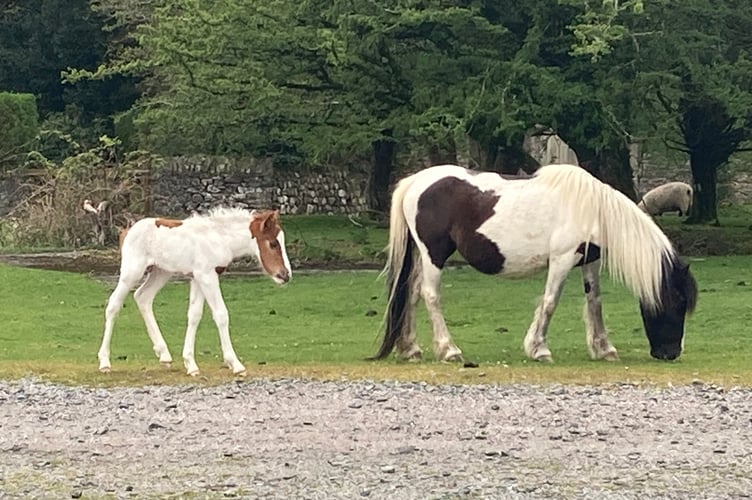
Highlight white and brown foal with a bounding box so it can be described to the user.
[98,207,291,376]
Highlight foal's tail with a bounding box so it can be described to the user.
[371,174,420,360]
[534,164,675,311]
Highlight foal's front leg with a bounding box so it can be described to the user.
[523,256,574,361]
[193,271,246,375]
[581,261,618,360]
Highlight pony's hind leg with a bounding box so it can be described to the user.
[182,280,205,376]
[193,271,246,375]
[133,268,174,366]
[581,262,618,360]
[524,256,574,361]
[421,258,463,362]
[395,268,423,360]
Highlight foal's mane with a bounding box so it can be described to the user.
[203,206,254,220]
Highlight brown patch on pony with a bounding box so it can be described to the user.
[249,210,288,280]
[155,218,184,229]
[415,177,505,274]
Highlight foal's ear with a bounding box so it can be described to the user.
[263,210,280,231]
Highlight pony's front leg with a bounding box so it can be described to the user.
[194,271,246,375]
[133,268,173,366]
[581,261,618,361]
[524,256,574,362]
[182,281,205,376]
[421,259,463,362]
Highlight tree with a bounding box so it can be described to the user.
[638,0,752,223]
[0,0,138,128]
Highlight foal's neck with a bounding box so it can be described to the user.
[215,217,257,261]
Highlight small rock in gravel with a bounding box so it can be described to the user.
[380,465,396,473]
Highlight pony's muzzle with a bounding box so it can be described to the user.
[651,346,681,361]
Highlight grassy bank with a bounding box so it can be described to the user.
[1,254,751,387]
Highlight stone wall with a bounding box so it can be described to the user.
[1,153,750,219]
[153,156,368,216]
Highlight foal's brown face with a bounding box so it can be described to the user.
[250,210,291,284]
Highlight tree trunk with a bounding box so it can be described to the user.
[367,132,395,215]
[576,147,637,201]
[686,154,719,225]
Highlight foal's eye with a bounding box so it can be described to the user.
[269,240,279,249]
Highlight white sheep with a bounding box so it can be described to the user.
[637,181,693,216]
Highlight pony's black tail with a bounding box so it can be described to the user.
[370,173,419,360]
[372,236,415,359]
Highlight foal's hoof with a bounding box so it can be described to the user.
[160,361,172,369]
[233,369,247,377]
[186,369,200,377]
[534,354,553,363]
[99,366,111,373]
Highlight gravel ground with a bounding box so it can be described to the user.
[1,378,751,500]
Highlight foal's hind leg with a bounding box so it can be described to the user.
[581,262,618,361]
[182,280,205,376]
[98,269,145,372]
[421,259,463,362]
[524,256,574,361]
[133,268,174,366]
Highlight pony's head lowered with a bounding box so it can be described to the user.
[250,209,292,285]
[639,256,698,360]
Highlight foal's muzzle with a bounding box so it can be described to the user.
[274,269,291,284]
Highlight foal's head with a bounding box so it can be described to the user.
[250,209,292,284]
[640,258,698,361]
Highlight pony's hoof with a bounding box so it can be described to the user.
[233,369,247,377]
[99,366,111,373]
[442,353,464,363]
[160,361,172,369]
[186,369,200,377]
[603,351,619,361]
[534,355,553,363]
[398,349,423,361]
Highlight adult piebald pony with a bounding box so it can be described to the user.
[374,164,697,363]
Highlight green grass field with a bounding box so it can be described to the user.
[1,253,751,387]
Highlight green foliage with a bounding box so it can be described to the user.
[0,0,138,122]
[0,92,39,168]
[5,136,162,248]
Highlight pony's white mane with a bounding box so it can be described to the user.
[533,164,674,309]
